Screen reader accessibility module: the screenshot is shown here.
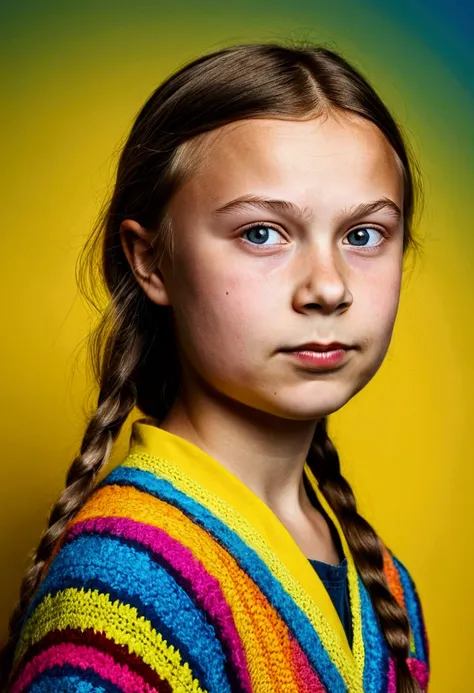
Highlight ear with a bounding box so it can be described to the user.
[119,219,171,306]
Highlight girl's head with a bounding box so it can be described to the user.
[122,111,406,424]
[1,42,422,693]
[107,43,420,426]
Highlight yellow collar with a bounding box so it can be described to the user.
[127,418,364,689]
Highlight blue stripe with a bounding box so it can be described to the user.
[98,464,348,692]
[392,556,427,664]
[358,574,389,693]
[25,534,230,693]
[28,664,120,692]
[410,573,430,666]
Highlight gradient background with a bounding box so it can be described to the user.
[1,1,473,690]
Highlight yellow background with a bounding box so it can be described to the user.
[1,3,473,690]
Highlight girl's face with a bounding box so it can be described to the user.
[147,113,404,420]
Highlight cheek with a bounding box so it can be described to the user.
[361,268,402,353]
[172,263,271,379]
[377,271,402,322]
[347,268,402,394]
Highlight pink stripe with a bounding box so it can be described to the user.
[289,635,326,692]
[10,642,155,693]
[387,658,396,693]
[408,657,429,690]
[387,657,429,693]
[67,516,252,692]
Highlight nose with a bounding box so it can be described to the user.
[292,244,353,314]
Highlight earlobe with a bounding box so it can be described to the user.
[119,219,171,306]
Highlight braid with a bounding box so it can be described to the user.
[307,417,421,693]
[0,312,143,692]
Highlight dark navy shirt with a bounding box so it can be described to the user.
[303,474,353,649]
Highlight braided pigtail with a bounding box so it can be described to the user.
[0,297,146,691]
[307,417,421,693]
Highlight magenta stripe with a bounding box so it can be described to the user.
[66,515,252,692]
[387,657,429,693]
[10,642,155,693]
[408,657,429,690]
[387,658,396,693]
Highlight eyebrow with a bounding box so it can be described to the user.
[213,194,402,223]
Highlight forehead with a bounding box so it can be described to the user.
[173,113,403,215]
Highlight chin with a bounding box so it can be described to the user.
[267,383,357,421]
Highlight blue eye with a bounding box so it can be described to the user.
[242,224,283,245]
[346,227,384,248]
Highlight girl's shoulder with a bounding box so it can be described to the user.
[8,467,227,692]
[380,541,430,669]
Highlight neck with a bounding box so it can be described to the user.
[158,383,320,517]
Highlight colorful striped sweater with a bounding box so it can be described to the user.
[8,419,430,692]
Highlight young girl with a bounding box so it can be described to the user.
[0,41,430,693]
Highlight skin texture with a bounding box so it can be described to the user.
[120,112,404,563]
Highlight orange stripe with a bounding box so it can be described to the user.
[381,544,406,609]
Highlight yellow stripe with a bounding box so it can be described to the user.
[14,587,207,693]
[125,420,363,691]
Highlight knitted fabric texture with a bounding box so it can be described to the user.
[8,421,430,692]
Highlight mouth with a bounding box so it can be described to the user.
[281,342,353,352]
[281,342,353,370]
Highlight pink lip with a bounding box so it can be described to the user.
[287,342,351,351]
[284,347,350,369]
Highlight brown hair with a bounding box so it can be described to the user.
[1,40,424,692]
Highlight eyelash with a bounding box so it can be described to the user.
[240,222,390,252]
